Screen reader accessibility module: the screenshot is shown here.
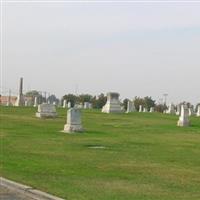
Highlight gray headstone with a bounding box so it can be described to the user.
[126,100,135,113]
[63,108,83,133]
[197,105,200,117]
[63,100,67,108]
[36,103,57,118]
[139,105,143,112]
[177,105,190,127]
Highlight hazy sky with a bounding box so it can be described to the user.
[1,1,200,104]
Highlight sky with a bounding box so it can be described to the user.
[1,0,200,104]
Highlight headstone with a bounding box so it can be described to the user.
[63,100,67,108]
[139,105,143,112]
[176,104,181,115]
[102,92,122,113]
[88,103,92,109]
[166,103,176,114]
[197,105,200,117]
[150,107,154,112]
[53,101,56,106]
[177,105,190,127]
[67,102,71,108]
[15,77,24,106]
[84,102,90,109]
[25,100,28,107]
[126,100,135,113]
[33,97,38,107]
[188,107,194,116]
[63,108,83,133]
[143,107,148,112]
[36,103,57,118]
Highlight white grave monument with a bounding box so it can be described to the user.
[166,103,176,114]
[63,100,67,108]
[189,107,194,116]
[67,102,71,108]
[143,107,148,112]
[63,108,83,133]
[102,92,122,113]
[36,103,57,118]
[84,102,90,109]
[177,105,190,127]
[150,107,154,112]
[15,77,24,106]
[139,105,143,112]
[126,100,135,113]
[197,105,200,117]
[25,100,28,107]
[33,97,38,107]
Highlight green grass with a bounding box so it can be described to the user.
[1,106,200,200]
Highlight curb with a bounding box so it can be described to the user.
[0,177,64,200]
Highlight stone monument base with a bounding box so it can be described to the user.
[63,124,83,133]
[36,112,57,118]
[177,119,190,127]
[102,104,123,113]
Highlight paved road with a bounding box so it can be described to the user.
[0,185,34,200]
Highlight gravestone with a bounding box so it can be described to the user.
[143,107,147,112]
[15,77,24,106]
[67,102,71,108]
[102,92,122,113]
[177,105,190,127]
[126,100,135,113]
[197,105,200,117]
[63,100,67,108]
[24,100,28,107]
[189,107,194,116]
[84,102,90,109]
[166,103,176,114]
[88,103,92,109]
[139,105,143,112]
[150,107,154,112]
[176,104,181,115]
[36,103,57,118]
[33,97,38,107]
[63,108,83,133]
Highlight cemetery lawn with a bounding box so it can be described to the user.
[1,106,200,200]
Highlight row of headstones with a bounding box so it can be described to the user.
[165,103,200,117]
[101,93,156,113]
[23,97,92,109]
[35,93,200,134]
[35,103,197,135]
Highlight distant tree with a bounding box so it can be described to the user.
[47,94,59,104]
[144,96,156,111]
[133,96,155,111]
[25,90,44,104]
[155,104,167,113]
[25,90,40,97]
[62,94,78,107]
[92,93,107,109]
[78,94,93,103]
[133,97,145,111]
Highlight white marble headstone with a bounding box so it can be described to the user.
[177,105,190,127]
[36,103,57,118]
[63,108,83,133]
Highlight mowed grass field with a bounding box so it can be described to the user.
[0,106,200,200]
